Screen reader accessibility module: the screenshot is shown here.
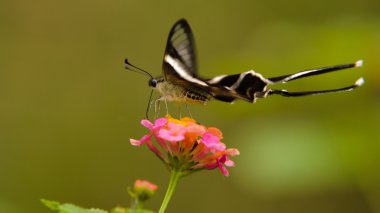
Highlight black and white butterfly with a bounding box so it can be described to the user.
[125,19,364,118]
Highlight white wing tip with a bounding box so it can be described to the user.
[355,60,363,67]
[355,77,365,87]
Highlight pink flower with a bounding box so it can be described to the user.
[130,135,151,146]
[134,179,158,191]
[158,122,187,142]
[130,115,240,177]
[131,118,167,146]
[201,132,226,151]
[129,179,158,202]
[141,118,167,132]
[186,122,206,140]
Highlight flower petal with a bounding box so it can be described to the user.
[158,129,185,142]
[226,148,240,156]
[207,127,223,139]
[185,123,206,142]
[146,139,165,161]
[201,132,226,151]
[130,135,151,146]
[141,120,153,129]
[135,179,158,191]
[130,139,142,146]
[217,155,230,176]
[218,163,230,176]
[224,159,235,167]
[154,118,167,129]
[157,122,187,142]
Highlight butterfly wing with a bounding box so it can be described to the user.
[162,19,259,103]
[162,19,198,81]
[207,71,272,102]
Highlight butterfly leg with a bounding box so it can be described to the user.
[145,89,154,119]
[184,91,194,118]
[154,97,162,119]
[178,104,182,119]
[164,98,169,116]
[267,77,364,97]
[185,103,193,119]
[157,100,162,118]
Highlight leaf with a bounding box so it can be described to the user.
[41,199,108,213]
[128,210,155,213]
[110,207,155,213]
[41,199,61,211]
[59,203,108,213]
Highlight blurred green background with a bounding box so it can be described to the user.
[1,0,380,212]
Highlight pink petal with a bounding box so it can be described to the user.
[226,148,240,156]
[207,127,223,139]
[141,120,153,129]
[224,159,235,167]
[134,179,158,191]
[216,155,230,176]
[206,162,218,170]
[218,154,227,163]
[156,136,170,153]
[218,163,230,176]
[201,133,226,151]
[130,139,142,146]
[158,129,185,142]
[202,132,219,144]
[157,122,186,142]
[130,135,151,146]
[186,123,206,137]
[154,118,167,129]
[146,139,165,161]
[213,143,226,151]
[167,122,186,131]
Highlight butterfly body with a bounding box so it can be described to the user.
[125,19,364,118]
[153,77,212,104]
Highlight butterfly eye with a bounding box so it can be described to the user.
[149,79,157,88]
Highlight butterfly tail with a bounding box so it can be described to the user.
[268,60,363,83]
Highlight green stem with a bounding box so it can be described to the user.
[158,169,182,213]
[136,199,144,210]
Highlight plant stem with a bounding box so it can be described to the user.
[158,169,182,213]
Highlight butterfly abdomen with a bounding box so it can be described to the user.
[156,81,212,104]
[183,89,211,104]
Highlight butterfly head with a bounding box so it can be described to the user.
[148,78,157,88]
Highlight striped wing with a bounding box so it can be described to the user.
[162,19,268,103]
[207,71,272,102]
[163,19,197,81]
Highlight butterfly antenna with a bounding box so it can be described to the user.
[124,58,153,79]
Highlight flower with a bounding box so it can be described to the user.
[130,115,240,177]
[129,179,158,202]
[158,122,187,142]
[134,179,158,192]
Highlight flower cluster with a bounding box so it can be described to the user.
[130,116,239,176]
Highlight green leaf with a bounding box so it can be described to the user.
[41,199,108,213]
[109,207,155,213]
[127,210,155,213]
[41,199,61,211]
[59,203,108,213]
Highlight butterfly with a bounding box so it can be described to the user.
[125,18,364,118]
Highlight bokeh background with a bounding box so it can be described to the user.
[1,0,380,212]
